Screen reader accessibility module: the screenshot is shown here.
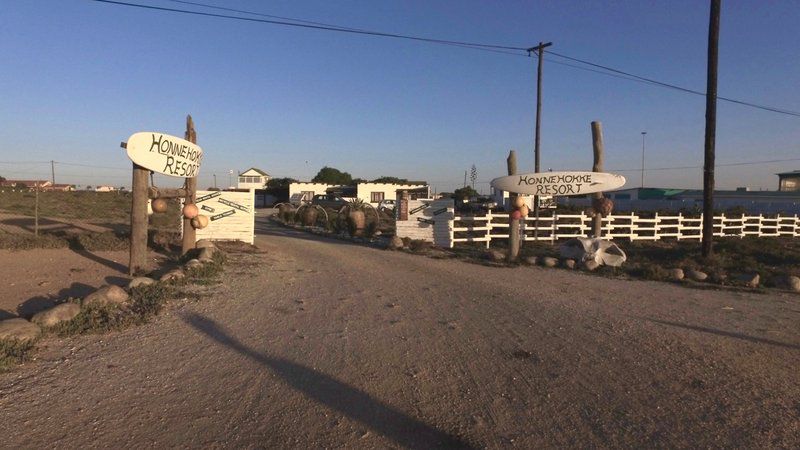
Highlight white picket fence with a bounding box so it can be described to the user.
[449,211,800,248]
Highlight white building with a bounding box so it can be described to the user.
[288,182,341,204]
[237,168,271,190]
[356,182,428,206]
[288,181,429,206]
[94,185,117,192]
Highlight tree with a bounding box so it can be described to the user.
[312,167,353,185]
[372,176,409,184]
[14,182,27,190]
[266,177,298,190]
[453,186,478,200]
[470,164,477,189]
[0,175,6,182]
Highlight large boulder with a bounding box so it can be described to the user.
[559,238,626,267]
[195,239,216,249]
[388,235,404,250]
[160,269,185,282]
[83,285,130,307]
[669,268,685,281]
[685,269,708,282]
[198,247,216,262]
[540,256,558,268]
[128,277,156,289]
[31,303,81,327]
[0,318,41,342]
[185,259,203,269]
[735,273,760,288]
[774,275,800,292]
[485,249,505,262]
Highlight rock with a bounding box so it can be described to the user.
[83,285,130,307]
[128,277,156,289]
[485,249,505,262]
[198,247,216,262]
[160,269,185,282]
[523,256,538,266]
[563,259,576,269]
[541,257,558,268]
[669,268,685,281]
[685,269,708,282]
[735,273,760,288]
[710,271,728,283]
[388,235,404,250]
[31,303,81,327]
[775,275,800,292]
[185,258,203,269]
[582,260,600,271]
[195,239,216,249]
[0,318,41,342]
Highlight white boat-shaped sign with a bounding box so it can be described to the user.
[125,132,203,178]
[491,171,626,196]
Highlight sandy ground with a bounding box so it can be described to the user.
[0,217,799,448]
[0,212,169,318]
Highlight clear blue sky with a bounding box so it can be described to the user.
[1,0,798,192]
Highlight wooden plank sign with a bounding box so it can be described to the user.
[189,190,255,244]
[126,132,203,177]
[491,171,625,196]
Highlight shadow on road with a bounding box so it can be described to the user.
[646,317,800,350]
[182,312,473,449]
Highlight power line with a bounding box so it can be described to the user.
[545,50,800,117]
[89,0,800,119]
[90,0,527,51]
[611,156,800,172]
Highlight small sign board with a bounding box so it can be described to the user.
[188,190,255,244]
[491,171,625,196]
[126,132,203,178]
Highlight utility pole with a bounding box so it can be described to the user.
[640,132,647,188]
[702,0,721,258]
[50,160,55,185]
[528,41,552,240]
[213,173,217,189]
[463,170,467,188]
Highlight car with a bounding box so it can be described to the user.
[378,199,396,213]
[311,194,350,210]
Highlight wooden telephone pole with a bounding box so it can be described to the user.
[528,41,552,240]
[702,0,721,258]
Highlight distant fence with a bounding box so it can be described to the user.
[449,211,800,248]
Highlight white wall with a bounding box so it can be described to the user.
[289,182,336,203]
[395,198,454,247]
[357,183,428,206]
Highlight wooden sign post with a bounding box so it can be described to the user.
[506,150,520,261]
[182,116,197,255]
[591,121,605,237]
[123,116,204,275]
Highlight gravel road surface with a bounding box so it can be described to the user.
[1,217,799,448]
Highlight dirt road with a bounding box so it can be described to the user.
[1,217,799,448]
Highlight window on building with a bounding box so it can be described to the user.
[371,192,384,203]
[239,177,246,183]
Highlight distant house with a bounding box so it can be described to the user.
[288,181,429,206]
[237,168,271,190]
[777,170,800,192]
[94,185,117,192]
[42,184,75,192]
[0,179,51,190]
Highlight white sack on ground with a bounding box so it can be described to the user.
[559,237,627,267]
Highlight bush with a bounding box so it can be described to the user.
[0,339,36,371]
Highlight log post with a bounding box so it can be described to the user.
[129,163,149,275]
[507,150,520,261]
[591,121,605,238]
[181,115,197,255]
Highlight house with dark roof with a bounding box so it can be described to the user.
[237,168,271,190]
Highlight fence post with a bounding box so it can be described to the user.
[654,212,660,240]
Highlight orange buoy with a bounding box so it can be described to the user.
[182,203,199,219]
[191,214,209,229]
[151,198,168,213]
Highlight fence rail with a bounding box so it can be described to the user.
[449,211,800,248]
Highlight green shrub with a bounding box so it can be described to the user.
[0,339,36,371]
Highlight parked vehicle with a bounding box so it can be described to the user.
[457,196,497,213]
[378,199,396,213]
[311,193,350,210]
